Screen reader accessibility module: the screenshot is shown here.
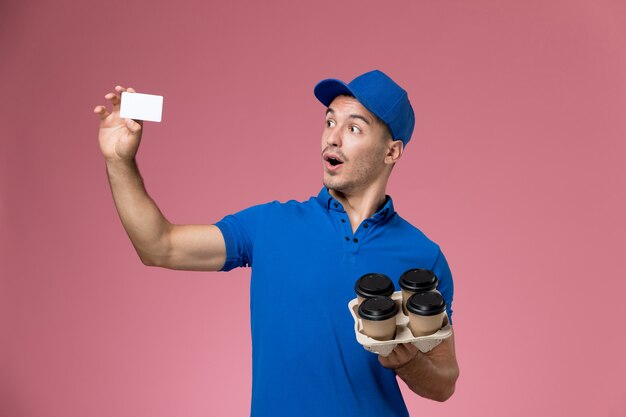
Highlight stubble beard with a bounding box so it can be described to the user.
[323,155,386,195]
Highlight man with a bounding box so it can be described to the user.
[93,69,459,416]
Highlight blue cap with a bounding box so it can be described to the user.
[314,69,415,146]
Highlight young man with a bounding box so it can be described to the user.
[94,69,459,417]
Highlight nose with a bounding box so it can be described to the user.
[325,127,342,148]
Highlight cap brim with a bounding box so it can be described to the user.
[313,78,354,107]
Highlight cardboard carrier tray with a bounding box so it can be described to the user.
[348,291,452,357]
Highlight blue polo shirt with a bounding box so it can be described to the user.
[215,187,454,417]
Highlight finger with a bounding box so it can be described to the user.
[393,343,410,354]
[385,348,399,361]
[392,343,412,358]
[111,86,138,110]
[125,118,143,133]
[404,343,419,356]
[105,92,121,110]
[392,343,418,363]
[378,353,392,367]
[379,349,400,366]
[115,85,137,94]
[94,105,110,120]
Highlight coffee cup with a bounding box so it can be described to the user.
[354,273,395,305]
[357,296,398,341]
[406,291,446,337]
[398,268,439,315]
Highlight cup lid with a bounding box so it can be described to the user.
[354,273,395,299]
[406,291,446,316]
[398,268,438,292]
[358,296,398,321]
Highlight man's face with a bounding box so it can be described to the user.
[321,95,392,194]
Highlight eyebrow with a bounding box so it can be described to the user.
[325,107,371,125]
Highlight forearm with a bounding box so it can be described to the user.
[105,159,171,264]
[394,346,459,402]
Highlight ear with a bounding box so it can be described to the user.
[384,140,404,165]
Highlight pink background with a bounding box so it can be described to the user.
[2,0,625,416]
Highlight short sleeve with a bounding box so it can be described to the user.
[214,203,267,271]
[432,249,455,325]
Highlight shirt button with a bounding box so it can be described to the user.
[353,238,359,243]
[345,237,350,241]
[341,219,346,223]
[363,223,369,229]
[334,203,339,208]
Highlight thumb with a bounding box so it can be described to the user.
[125,118,143,133]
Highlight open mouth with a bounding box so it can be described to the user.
[324,153,344,168]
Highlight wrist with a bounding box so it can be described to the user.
[105,158,141,182]
[105,157,137,172]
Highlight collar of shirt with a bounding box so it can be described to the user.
[315,187,395,224]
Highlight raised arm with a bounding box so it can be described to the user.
[94,86,226,271]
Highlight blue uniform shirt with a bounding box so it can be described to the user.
[215,187,454,417]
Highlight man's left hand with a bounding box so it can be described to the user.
[376,334,459,402]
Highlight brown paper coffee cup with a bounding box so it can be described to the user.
[406,292,446,337]
[358,296,398,341]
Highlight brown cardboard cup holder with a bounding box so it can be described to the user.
[348,291,452,357]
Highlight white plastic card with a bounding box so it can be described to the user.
[120,92,163,122]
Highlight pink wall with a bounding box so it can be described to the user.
[2,0,625,416]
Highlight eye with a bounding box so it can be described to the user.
[349,125,361,134]
[326,119,336,128]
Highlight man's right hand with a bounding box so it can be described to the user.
[94,85,144,162]
[93,85,227,271]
